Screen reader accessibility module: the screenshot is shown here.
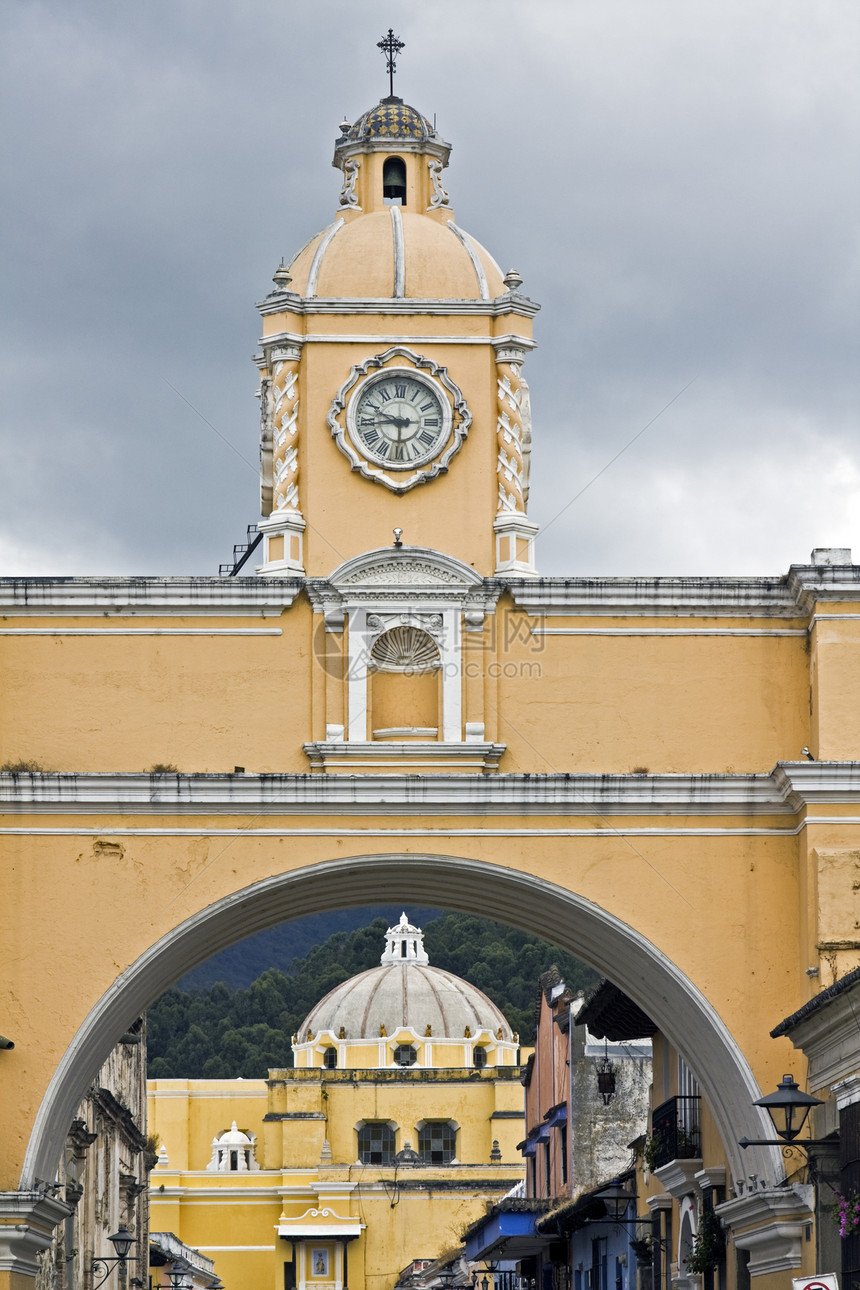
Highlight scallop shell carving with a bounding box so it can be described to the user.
[370,626,441,673]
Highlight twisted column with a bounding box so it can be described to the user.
[495,361,526,514]
[271,343,301,513]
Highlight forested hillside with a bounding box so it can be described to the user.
[148,912,597,1078]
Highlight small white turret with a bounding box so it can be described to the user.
[380,912,430,965]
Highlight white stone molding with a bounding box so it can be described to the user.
[338,159,360,209]
[366,612,444,644]
[257,510,306,577]
[426,159,450,209]
[257,294,541,319]
[260,330,536,347]
[390,206,405,297]
[694,1166,727,1192]
[277,1206,363,1237]
[0,1193,72,1278]
[0,578,304,616]
[303,742,505,774]
[494,513,540,578]
[833,1072,860,1110]
[6,565,860,617]
[306,219,345,298]
[654,1157,703,1200]
[0,767,823,815]
[259,372,273,516]
[446,222,490,300]
[326,348,471,494]
[715,1186,813,1276]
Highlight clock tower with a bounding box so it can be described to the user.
[254,82,540,579]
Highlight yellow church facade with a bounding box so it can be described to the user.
[147,917,526,1290]
[4,65,860,1290]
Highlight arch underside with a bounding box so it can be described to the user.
[23,852,781,1188]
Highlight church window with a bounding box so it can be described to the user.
[323,1047,338,1069]
[382,156,407,205]
[357,1122,395,1165]
[393,1043,417,1067]
[418,1121,456,1165]
[473,1046,488,1069]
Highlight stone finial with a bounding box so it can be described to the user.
[272,259,293,291]
[490,1139,502,1162]
[503,268,523,291]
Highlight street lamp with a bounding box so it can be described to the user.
[91,1226,138,1289]
[168,1262,194,1290]
[595,1181,635,1224]
[738,1074,827,1149]
[596,1040,616,1107]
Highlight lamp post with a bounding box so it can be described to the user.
[167,1262,194,1290]
[91,1226,138,1290]
[738,1074,827,1149]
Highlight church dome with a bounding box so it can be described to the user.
[287,213,505,301]
[298,914,513,1043]
[345,97,434,142]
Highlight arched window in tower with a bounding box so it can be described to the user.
[323,1046,338,1069]
[382,156,407,205]
[473,1045,488,1069]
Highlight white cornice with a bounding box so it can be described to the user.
[257,295,540,319]
[772,763,860,808]
[4,567,858,618]
[0,577,302,616]
[0,766,832,816]
[259,332,535,348]
[506,565,860,617]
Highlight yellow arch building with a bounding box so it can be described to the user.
[3,77,860,1290]
[148,914,525,1290]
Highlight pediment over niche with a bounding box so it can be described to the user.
[305,546,501,632]
[331,546,484,589]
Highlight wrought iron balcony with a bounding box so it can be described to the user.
[648,1095,701,1170]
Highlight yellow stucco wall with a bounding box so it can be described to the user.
[147,1066,525,1290]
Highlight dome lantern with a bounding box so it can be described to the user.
[380,912,429,965]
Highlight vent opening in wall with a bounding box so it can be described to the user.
[383,156,407,205]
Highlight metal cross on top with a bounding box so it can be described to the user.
[377,28,405,98]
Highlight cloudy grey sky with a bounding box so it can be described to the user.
[2,1,858,578]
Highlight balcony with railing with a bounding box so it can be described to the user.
[648,1096,701,1196]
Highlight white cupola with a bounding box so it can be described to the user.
[380,912,429,965]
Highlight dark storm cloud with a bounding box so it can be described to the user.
[2,0,858,576]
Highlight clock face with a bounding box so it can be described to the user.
[348,370,451,469]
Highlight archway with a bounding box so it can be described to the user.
[23,852,781,1189]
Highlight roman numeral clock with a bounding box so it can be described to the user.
[327,347,471,491]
